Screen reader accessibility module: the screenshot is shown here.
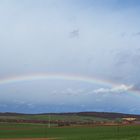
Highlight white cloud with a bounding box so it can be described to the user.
[60,88,85,96]
[93,84,133,94]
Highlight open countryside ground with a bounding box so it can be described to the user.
[0,123,140,140]
[0,114,111,122]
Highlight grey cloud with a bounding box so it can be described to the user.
[132,32,140,36]
[69,29,79,38]
[113,48,140,88]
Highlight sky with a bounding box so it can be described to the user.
[0,0,140,114]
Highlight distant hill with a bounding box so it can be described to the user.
[0,112,29,116]
[76,112,140,119]
[0,112,140,119]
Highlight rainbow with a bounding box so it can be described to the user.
[0,73,139,95]
[0,73,116,87]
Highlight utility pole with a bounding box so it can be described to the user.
[48,114,51,128]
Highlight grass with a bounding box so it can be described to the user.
[0,123,140,140]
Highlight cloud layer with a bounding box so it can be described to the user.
[0,0,140,113]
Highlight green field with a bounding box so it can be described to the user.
[0,123,140,140]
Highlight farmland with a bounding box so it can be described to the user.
[0,112,140,140]
[0,123,140,140]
